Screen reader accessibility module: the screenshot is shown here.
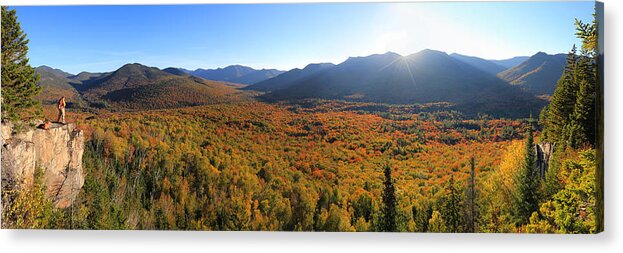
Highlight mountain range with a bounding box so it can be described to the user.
[35,49,568,116]
[36,64,244,111]
[180,65,285,85]
[244,50,547,117]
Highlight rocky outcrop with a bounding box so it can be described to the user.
[1,121,85,208]
[535,142,555,178]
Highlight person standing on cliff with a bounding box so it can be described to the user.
[57,96,66,124]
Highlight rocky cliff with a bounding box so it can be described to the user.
[535,142,555,178]
[1,121,84,208]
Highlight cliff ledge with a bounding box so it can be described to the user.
[1,121,84,208]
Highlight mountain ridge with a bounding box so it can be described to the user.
[36,63,246,111]
[34,49,560,116]
[497,52,567,95]
[449,53,507,75]
[489,56,530,69]
[257,49,545,117]
[183,65,285,85]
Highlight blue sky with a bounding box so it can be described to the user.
[13,2,594,74]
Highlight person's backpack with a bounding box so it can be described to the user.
[38,121,51,130]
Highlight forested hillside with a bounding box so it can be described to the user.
[498,52,567,95]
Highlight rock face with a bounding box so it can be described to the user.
[1,121,85,208]
[535,142,555,178]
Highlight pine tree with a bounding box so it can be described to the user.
[416,203,433,232]
[463,156,477,232]
[512,119,540,225]
[571,20,597,148]
[544,46,579,146]
[380,163,397,232]
[575,17,597,57]
[1,6,41,122]
[443,174,462,232]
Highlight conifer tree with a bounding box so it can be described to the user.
[380,163,397,232]
[1,6,41,121]
[463,156,477,232]
[571,19,597,147]
[443,174,462,232]
[544,46,578,146]
[512,119,540,225]
[416,203,433,232]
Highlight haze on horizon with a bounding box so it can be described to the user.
[13,1,594,74]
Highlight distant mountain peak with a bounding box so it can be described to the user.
[346,51,401,61]
[303,63,335,71]
[185,64,285,85]
[418,49,448,55]
[37,65,74,77]
[162,67,189,76]
[37,65,54,70]
[120,63,146,68]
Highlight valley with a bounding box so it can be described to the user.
[59,100,527,231]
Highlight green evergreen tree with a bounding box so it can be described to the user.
[512,119,541,225]
[544,46,578,146]
[575,17,597,57]
[1,6,41,122]
[571,21,597,148]
[443,174,462,232]
[463,156,477,232]
[415,202,433,232]
[380,163,397,232]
